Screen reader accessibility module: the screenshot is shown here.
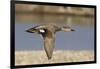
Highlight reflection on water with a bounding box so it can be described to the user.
[16,13,94,26]
[15,13,94,51]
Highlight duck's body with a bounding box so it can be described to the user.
[26,23,74,59]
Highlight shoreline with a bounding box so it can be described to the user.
[15,50,94,65]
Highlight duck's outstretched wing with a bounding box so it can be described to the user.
[43,31,55,60]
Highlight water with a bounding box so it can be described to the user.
[15,13,94,51]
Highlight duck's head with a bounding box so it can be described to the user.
[61,26,75,32]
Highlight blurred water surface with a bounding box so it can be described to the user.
[15,13,94,51]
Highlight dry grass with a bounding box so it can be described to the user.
[15,50,94,65]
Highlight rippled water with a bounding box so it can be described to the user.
[15,13,94,51]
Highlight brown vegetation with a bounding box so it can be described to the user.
[15,50,94,65]
[15,4,94,16]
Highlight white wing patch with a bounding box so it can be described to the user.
[39,29,45,33]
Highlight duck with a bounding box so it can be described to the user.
[26,23,75,60]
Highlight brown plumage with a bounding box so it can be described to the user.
[26,23,75,59]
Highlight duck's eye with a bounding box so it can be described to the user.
[39,29,45,33]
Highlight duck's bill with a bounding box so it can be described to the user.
[26,28,37,33]
[62,28,75,32]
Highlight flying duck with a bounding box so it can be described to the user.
[26,23,75,60]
